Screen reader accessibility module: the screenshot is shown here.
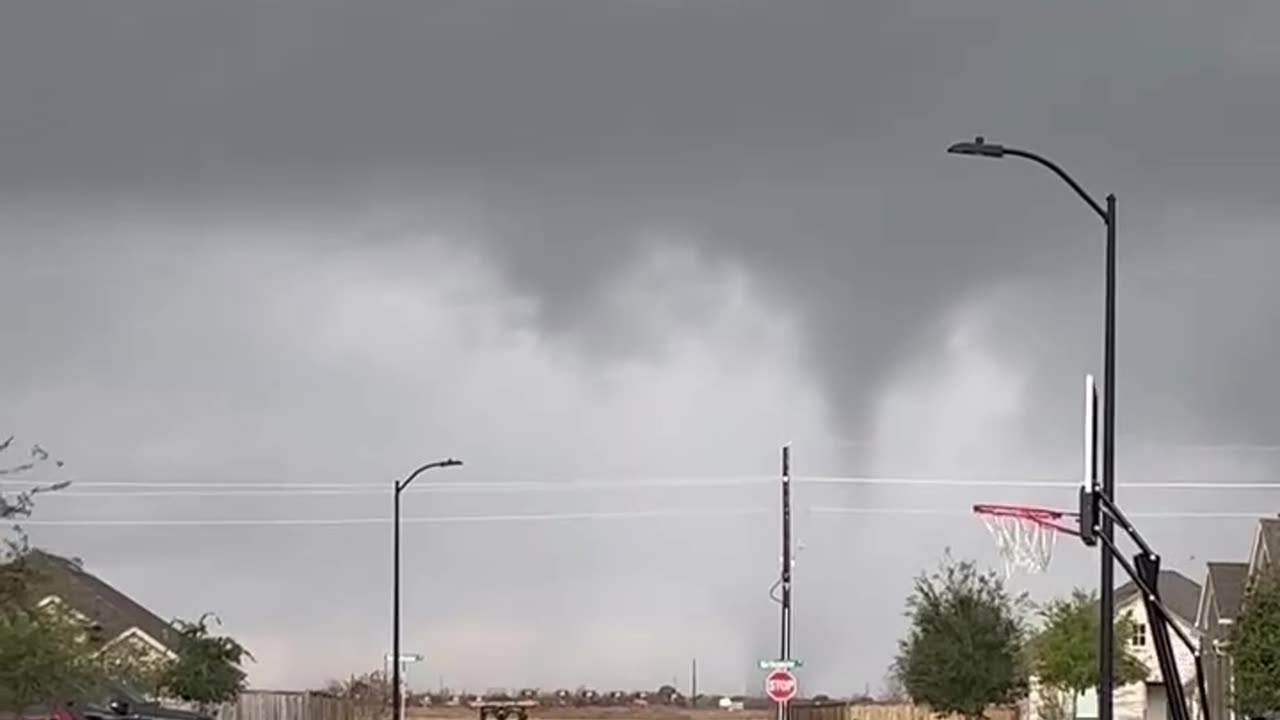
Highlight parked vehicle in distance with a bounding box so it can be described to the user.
[8,684,212,720]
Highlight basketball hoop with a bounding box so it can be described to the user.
[972,503,1080,577]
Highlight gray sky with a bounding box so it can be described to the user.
[4,0,1280,696]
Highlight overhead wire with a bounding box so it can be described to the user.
[815,437,1280,453]
[22,507,772,527]
[5,474,1280,498]
[16,506,1279,528]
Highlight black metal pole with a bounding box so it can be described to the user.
[781,444,792,663]
[393,484,403,720]
[1099,193,1117,720]
[947,138,1116,720]
[780,444,792,720]
[391,459,463,720]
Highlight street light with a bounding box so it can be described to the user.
[392,459,463,720]
[948,135,1118,720]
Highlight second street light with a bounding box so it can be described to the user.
[392,458,463,720]
[947,136,1118,720]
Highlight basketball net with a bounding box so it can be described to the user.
[979,513,1058,577]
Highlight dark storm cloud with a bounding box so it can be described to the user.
[5,0,1280,423]
[5,0,1280,694]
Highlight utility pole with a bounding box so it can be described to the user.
[780,444,793,720]
[780,444,792,661]
[691,658,698,704]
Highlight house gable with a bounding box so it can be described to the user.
[1115,568,1203,626]
[30,592,179,662]
[1197,562,1249,642]
[1195,572,1215,632]
[1210,563,1248,621]
[1248,519,1280,579]
[20,550,179,652]
[36,593,93,625]
[101,625,178,659]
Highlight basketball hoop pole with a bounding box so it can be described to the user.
[1079,488,1210,720]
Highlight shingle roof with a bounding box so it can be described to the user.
[1207,562,1249,621]
[1116,568,1202,624]
[22,549,178,649]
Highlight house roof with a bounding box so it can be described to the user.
[1116,569,1202,624]
[22,549,178,649]
[1262,518,1280,563]
[1207,562,1249,621]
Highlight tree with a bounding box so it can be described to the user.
[1,436,70,610]
[1230,573,1280,717]
[1030,589,1147,718]
[323,670,393,720]
[0,603,106,712]
[324,670,394,707]
[322,666,391,717]
[157,613,253,709]
[878,670,907,702]
[893,554,1028,719]
[0,447,102,714]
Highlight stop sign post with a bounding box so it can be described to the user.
[765,668,798,704]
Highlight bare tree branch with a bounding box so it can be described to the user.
[0,435,71,521]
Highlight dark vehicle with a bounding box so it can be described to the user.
[79,685,211,720]
[13,685,212,720]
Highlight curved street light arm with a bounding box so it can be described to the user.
[947,137,1108,223]
[1000,147,1108,223]
[396,458,464,493]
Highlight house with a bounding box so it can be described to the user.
[1191,517,1280,720]
[1195,562,1249,720]
[20,549,179,665]
[1029,569,1203,720]
[1246,517,1280,579]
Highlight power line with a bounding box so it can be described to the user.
[809,506,1280,519]
[8,474,1280,498]
[0,476,778,492]
[810,437,1280,453]
[15,506,1277,529]
[803,476,1280,490]
[20,506,772,527]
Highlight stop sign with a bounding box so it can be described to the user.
[765,668,798,703]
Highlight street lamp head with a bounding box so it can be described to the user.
[437,458,463,468]
[947,135,1006,158]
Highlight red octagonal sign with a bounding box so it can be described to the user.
[765,668,798,704]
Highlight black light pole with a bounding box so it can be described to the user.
[393,458,463,720]
[947,136,1118,720]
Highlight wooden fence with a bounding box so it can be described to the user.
[196,691,361,720]
[793,702,1019,720]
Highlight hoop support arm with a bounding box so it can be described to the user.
[1094,490,1158,559]
[1087,492,1210,720]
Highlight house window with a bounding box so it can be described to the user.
[1131,622,1147,647]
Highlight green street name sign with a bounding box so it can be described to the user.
[758,659,803,670]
